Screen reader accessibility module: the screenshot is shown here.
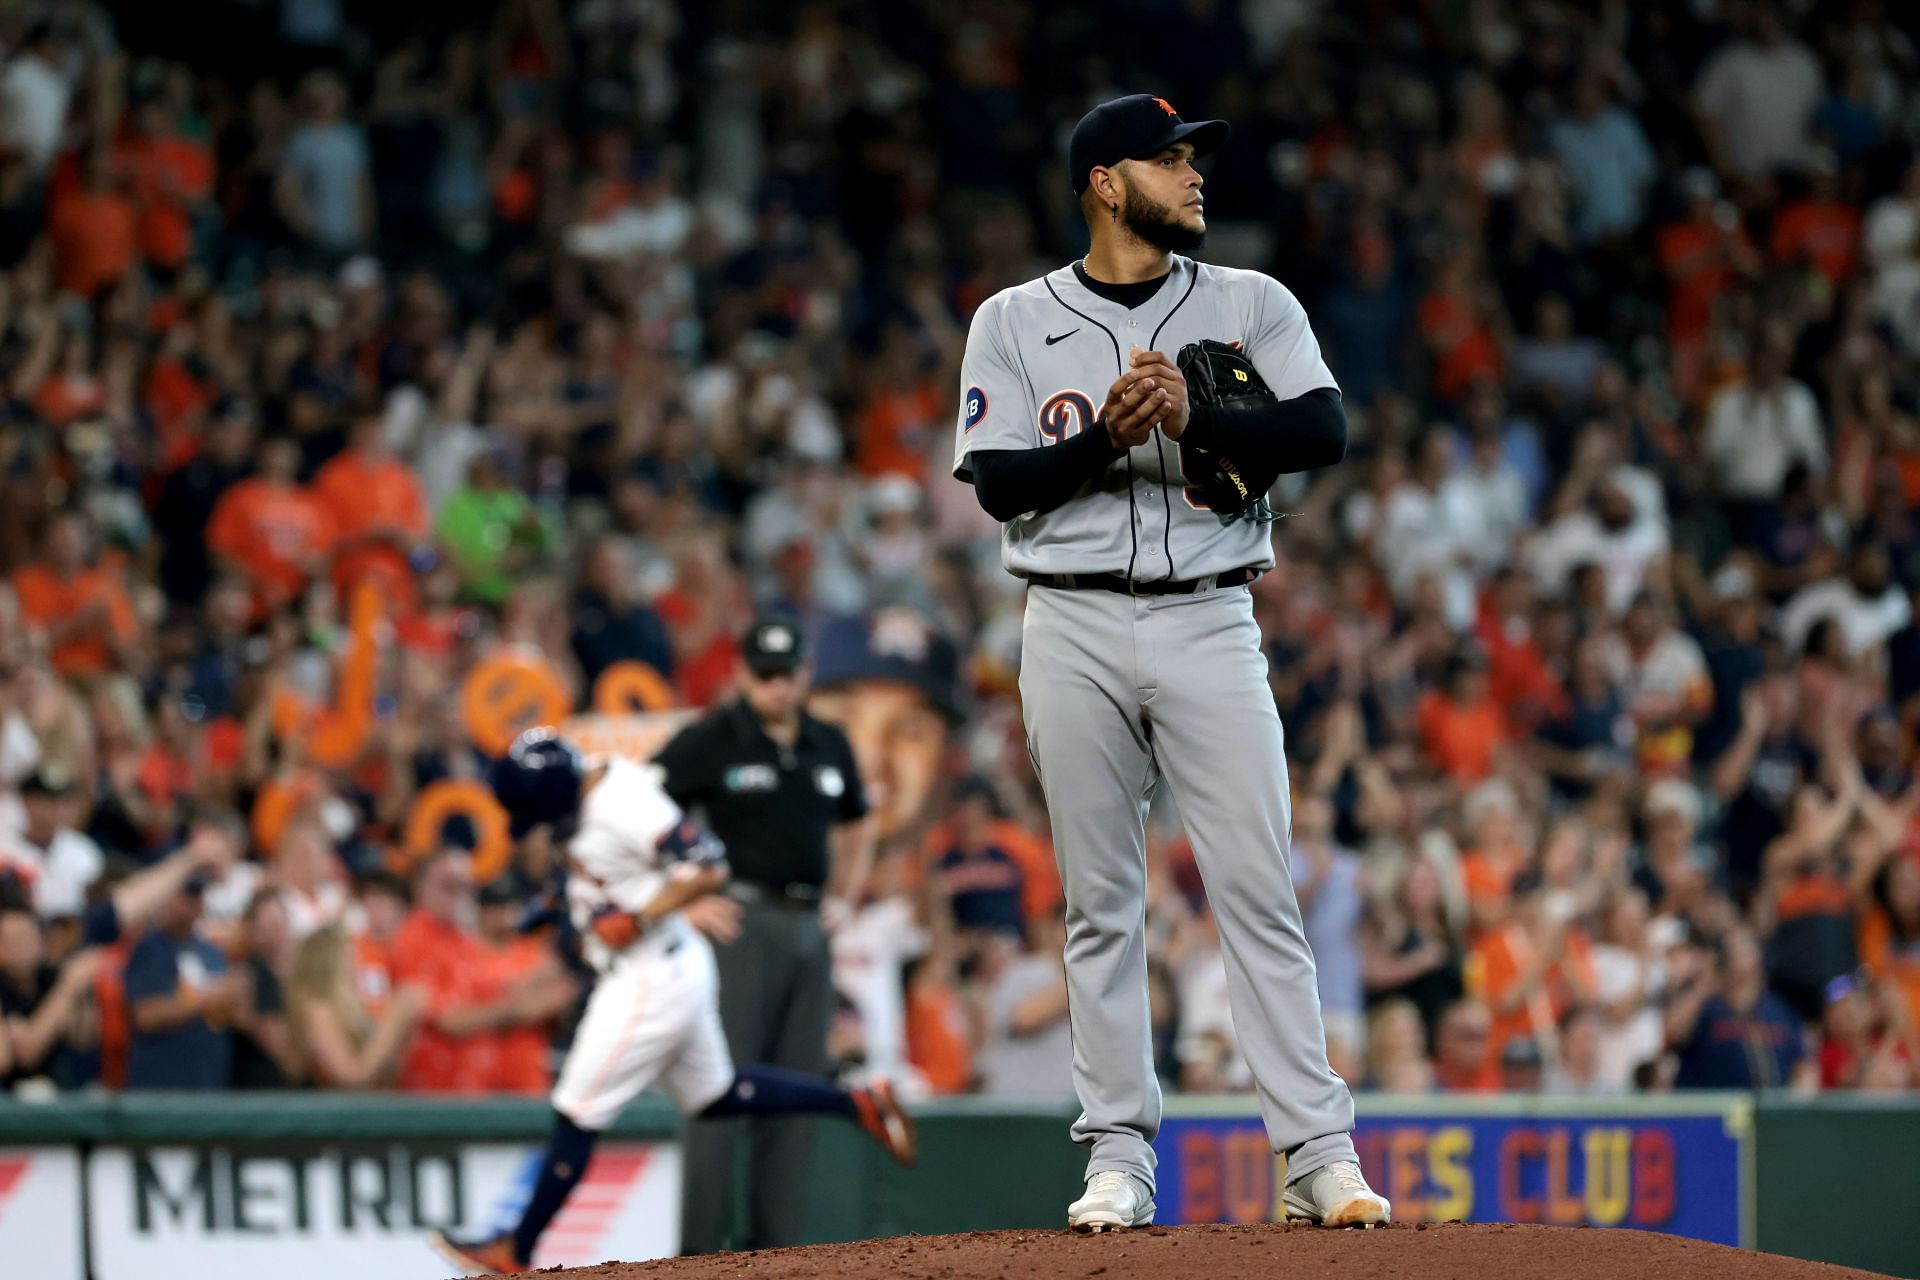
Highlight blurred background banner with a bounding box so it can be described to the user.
[4,1092,1919,1276]
[0,1146,83,1278]
[84,1140,681,1278]
[1155,1095,1750,1245]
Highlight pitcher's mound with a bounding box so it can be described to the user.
[536,1222,1893,1280]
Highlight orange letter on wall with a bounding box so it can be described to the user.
[1545,1129,1585,1225]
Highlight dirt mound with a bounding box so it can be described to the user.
[532,1222,1892,1280]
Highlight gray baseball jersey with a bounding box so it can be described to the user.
[952,255,1337,580]
[957,253,1362,1204]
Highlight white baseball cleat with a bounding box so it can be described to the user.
[1283,1159,1392,1227]
[1068,1170,1156,1232]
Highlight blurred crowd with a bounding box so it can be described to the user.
[3,0,1920,1102]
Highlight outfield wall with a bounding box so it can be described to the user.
[0,1093,1912,1278]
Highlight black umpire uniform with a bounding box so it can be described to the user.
[656,619,869,1253]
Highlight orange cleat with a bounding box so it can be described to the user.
[430,1230,527,1275]
[852,1076,919,1167]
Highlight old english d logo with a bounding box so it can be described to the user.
[1152,97,1178,118]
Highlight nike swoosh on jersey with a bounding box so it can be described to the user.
[1044,329,1080,345]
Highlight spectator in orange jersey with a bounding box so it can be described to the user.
[1476,570,1568,735]
[388,850,551,1093]
[854,320,946,480]
[1656,168,1759,399]
[12,512,139,679]
[1415,650,1510,784]
[92,933,132,1091]
[114,88,213,277]
[388,850,502,1092]
[474,879,579,1094]
[32,330,107,427]
[1459,780,1528,937]
[1417,251,1504,404]
[652,538,747,708]
[1432,998,1501,1092]
[313,413,429,605]
[1771,157,1861,290]
[1860,854,1920,1035]
[1470,889,1595,1062]
[904,945,973,1094]
[48,146,136,300]
[205,433,337,614]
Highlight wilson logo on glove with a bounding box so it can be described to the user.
[1175,339,1282,527]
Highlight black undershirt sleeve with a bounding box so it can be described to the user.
[1177,386,1348,475]
[969,427,1126,521]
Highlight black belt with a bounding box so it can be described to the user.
[726,881,824,908]
[1022,566,1259,596]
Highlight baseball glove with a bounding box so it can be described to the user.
[1175,339,1280,526]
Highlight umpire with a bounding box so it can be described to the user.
[657,617,874,1253]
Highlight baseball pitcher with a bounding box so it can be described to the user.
[953,94,1389,1232]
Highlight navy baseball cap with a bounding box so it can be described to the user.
[1069,94,1230,195]
[813,610,964,722]
[741,617,808,676]
[492,728,586,838]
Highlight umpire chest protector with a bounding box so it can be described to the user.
[952,255,1340,584]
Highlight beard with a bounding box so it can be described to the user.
[1121,183,1206,253]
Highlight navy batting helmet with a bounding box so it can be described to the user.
[491,727,585,837]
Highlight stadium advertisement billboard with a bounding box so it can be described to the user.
[1155,1095,1752,1247]
[0,1147,83,1280]
[85,1140,679,1278]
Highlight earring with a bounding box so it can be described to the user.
[1111,204,1119,223]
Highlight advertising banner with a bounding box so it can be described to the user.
[87,1140,680,1279]
[1155,1097,1750,1246]
[0,1146,83,1280]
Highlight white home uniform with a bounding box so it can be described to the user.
[549,757,736,1130]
